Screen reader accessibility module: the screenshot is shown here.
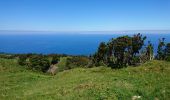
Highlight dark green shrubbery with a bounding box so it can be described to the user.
[51,56,60,65]
[65,56,89,70]
[17,54,51,72]
[18,55,27,66]
[165,43,170,61]
[28,55,50,72]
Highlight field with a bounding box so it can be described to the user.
[0,58,170,100]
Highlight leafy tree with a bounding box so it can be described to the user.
[106,39,114,65]
[165,43,170,61]
[92,42,108,66]
[112,36,132,67]
[146,41,154,60]
[97,42,108,63]
[92,33,147,68]
[131,33,146,57]
[157,38,166,60]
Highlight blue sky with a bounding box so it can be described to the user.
[0,0,170,31]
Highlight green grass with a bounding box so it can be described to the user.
[0,58,170,100]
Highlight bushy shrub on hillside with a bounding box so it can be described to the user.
[51,56,60,64]
[28,55,50,72]
[18,55,27,66]
[65,56,89,69]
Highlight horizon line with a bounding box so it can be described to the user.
[0,29,170,34]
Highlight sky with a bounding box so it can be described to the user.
[0,0,170,32]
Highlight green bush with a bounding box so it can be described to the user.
[131,56,141,66]
[28,55,50,72]
[65,57,89,69]
[18,55,27,66]
[51,56,60,64]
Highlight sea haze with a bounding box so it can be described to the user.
[0,33,170,55]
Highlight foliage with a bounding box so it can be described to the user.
[65,56,89,69]
[146,41,154,60]
[165,43,170,61]
[18,55,27,66]
[112,36,132,67]
[157,38,166,60]
[91,42,108,66]
[92,33,147,68]
[131,33,146,56]
[28,55,50,72]
[51,56,60,64]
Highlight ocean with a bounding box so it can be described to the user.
[0,33,170,55]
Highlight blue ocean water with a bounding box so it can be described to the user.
[0,33,170,55]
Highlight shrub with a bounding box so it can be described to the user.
[51,56,60,64]
[131,56,141,66]
[65,57,89,69]
[28,55,50,72]
[18,55,27,66]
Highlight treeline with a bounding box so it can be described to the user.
[18,54,59,72]
[16,54,89,73]
[90,33,170,69]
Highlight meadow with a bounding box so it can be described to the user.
[0,58,170,100]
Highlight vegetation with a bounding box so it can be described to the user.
[0,58,170,99]
[51,56,60,65]
[28,55,50,72]
[165,43,170,61]
[146,41,154,61]
[92,33,148,68]
[65,56,89,69]
[18,55,27,66]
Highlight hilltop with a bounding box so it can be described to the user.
[0,58,170,100]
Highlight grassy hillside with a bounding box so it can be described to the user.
[0,58,170,100]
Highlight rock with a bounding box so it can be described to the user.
[132,96,141,100]
[47,65,58,75]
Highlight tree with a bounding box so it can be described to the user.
[112,36,132,67]
[146,41,154,60]
[131,33,147,57]
[98,42,107,62]
[165,43,170,61]
[157,38,166,60]
[92,33,147,68]
[92,42,108,66]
